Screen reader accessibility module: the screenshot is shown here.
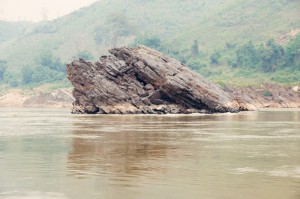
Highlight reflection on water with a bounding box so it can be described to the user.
[0,108,300,199]
[68,116,201,177]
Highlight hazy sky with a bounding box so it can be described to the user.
[0,0,99,22]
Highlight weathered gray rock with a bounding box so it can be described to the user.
[67,46,241,114]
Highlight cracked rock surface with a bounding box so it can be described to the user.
[67,46,241,114]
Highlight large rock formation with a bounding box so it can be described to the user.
[67,46,241,114]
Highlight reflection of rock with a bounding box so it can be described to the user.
[23,89,74,107]
[67,46,240,114]
[67,116,198,176]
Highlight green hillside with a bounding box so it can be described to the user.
[0,21,34,43]
[0,0,299,88]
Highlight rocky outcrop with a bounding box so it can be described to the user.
[67,46,300,114]
[23,89,74,108]
[225,84,300,110]
[67,46,241,114]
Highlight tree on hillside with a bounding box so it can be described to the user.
[3,71,18,87]
[0,60,7,81]
[225,42,236,50]
[107,13,135,48]
[233,39,292,72]
[21,64,65,85]
[133,36,161,49]
[259,39,285,72]
[37,50,65,72]
[210,51,221,65]
[285,35,300,69]
[191,40,200,58]
[236,41,259,68]
[21,66,33,84]
[94,27,107,45]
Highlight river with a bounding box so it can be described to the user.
[0,108,299,199]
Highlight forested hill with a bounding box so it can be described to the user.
[0,0,299,88]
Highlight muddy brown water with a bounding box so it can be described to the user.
[0,108,299,199]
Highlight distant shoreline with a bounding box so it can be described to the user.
[1,83,299,110]
[0,88,74,108]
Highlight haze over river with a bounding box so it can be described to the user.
[0,108,299,199]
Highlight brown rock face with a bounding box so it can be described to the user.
[67,46,241,114]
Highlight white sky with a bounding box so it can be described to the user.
[0,0,99,22]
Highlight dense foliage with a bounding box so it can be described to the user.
[230,36,299,71]
[132,34,300,85]
[133,34,300,70]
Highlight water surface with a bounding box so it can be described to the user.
[0,108,300,199]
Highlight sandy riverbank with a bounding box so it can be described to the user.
[0,89,74,108]
[0,89,28,107]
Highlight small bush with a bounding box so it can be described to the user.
[262,90,272,97]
